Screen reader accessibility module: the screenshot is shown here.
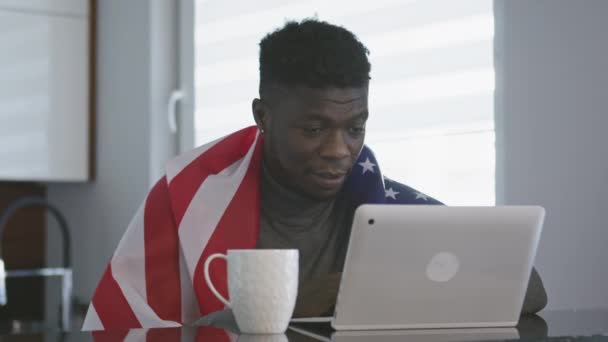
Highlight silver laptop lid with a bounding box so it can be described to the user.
[333,205,545,330]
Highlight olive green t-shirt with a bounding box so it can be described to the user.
[256,163,354,282]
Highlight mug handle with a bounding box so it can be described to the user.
[203,253,230,307]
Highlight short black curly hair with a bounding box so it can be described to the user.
[259,19,371,93]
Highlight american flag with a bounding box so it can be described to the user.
[83,126,440,332]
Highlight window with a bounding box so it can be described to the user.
[186,0,495,205]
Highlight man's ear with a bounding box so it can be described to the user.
[252,98,269,132]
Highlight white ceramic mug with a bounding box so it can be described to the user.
[204,249,299,334]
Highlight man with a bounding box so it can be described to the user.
[83,19,547,331]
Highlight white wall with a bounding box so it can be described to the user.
[496,0,608,310]
[46,0,178,314]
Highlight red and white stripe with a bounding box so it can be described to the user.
[91,327,232,342]
[83,127,263,331]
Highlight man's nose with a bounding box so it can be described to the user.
[319,130,350,160]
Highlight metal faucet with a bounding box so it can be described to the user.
[0,197,72,331]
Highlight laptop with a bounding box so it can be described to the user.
[291,205,545,330]
[288,325,520,342]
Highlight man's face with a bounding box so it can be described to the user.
[253,85,368,200]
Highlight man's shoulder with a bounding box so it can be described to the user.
[166,127,259,182]
[382,176,444,205]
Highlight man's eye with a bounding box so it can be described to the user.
[303,127,323,135]
[349,126,366,135]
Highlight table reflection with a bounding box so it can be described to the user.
[0,310,606,342]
